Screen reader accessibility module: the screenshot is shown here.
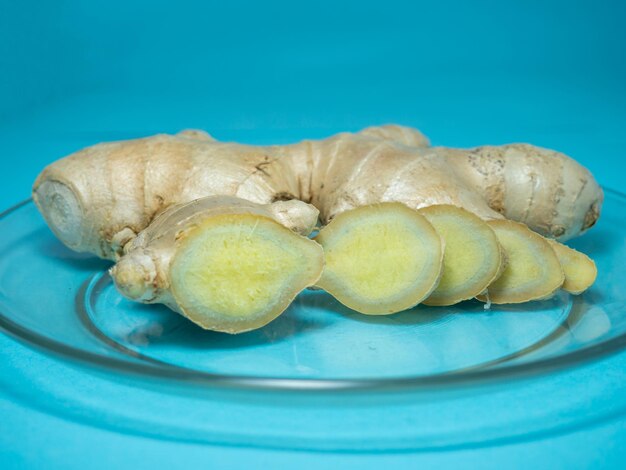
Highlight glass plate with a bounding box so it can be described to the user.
[1,191,626,451]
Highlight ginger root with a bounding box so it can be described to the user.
[32,125,603,332]
[33,126,601,260]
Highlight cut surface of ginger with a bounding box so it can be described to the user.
[169,214,323,333]
[547,239,597,295]
[314,203,443,315]
[480,220,564,304]
[420,205,503,306]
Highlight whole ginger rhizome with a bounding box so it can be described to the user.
[33,126,600,333]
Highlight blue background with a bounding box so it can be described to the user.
[1,0,626,468]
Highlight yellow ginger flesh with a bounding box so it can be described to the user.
[547,239,597,295]
[480,220,565,304]
[420,205,504,306]
[314,203,443,314]
[169,214,323,333]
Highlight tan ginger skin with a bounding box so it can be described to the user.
[31,125,602,331]
[33,125,602,261]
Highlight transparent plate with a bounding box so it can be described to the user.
[1,192,626,451]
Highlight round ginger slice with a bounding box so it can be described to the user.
[547,239,597,295]
[420,205,504,306]
[479,220,564,304]
[168,214,324,333]
[314,203,443,315]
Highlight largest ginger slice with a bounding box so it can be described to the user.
[111,197,324,333]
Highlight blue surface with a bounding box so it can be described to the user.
[1,0,626,468]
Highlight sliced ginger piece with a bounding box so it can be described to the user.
[166,214,323,333]
[547,239,597,294]
[479,220,564,304]
[314,203,443,315]
[111,197,324,334]
[420,205,504,306]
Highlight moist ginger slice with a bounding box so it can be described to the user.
[479,220,564,304]
[111,197,324,334]
[314,203,443,315]
[547,239,597,295]
[420,205,504,306]
[168,214,323,332]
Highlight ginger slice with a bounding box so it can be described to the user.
[420,205,504,306]
[479,220,564,304]
[547,239,597,295]
[167,214,324,333]
[111,196,324,334]
[314,203,443,315]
